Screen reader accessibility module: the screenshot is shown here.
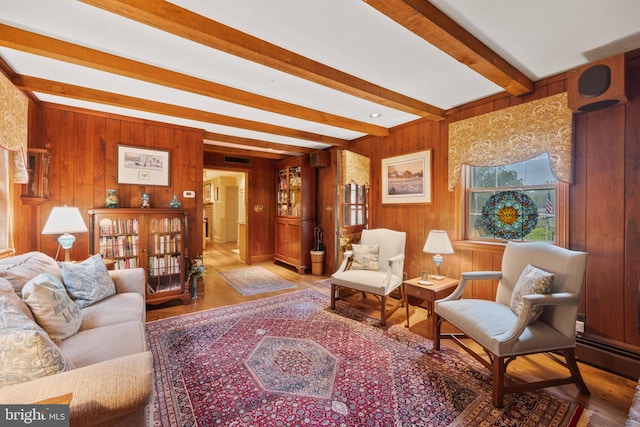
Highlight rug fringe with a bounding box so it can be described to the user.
[572,407,591,427]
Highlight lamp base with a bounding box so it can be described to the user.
[430,275,445,280]
[58,233,76,262]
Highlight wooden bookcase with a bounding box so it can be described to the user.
[89,208,190,305]
[274,156,316,274]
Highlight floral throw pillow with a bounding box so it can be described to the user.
[350,244,380,271]
[22,273,82,341]
[0,297,74,387]
[58,254,116,308]
[510,264,554,323]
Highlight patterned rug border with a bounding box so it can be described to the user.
[313,278,332,288]
[146,289,321,326]
[146,289,585,426]
[217,266,297,296]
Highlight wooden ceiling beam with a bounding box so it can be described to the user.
[204,132,316,154]
[0,23,388,136]
[203,143,287,160]
[80,0,446,121]
[363,0,534,96]
[13,75,350,148]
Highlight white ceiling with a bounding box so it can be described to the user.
[1,0,639,156]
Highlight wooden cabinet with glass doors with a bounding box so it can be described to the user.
[89,208,190,305]
[274,156,316,274]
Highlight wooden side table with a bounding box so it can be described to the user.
[403,276,459,342]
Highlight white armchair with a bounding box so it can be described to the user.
[434,241,589,408]
[330,228,406,326]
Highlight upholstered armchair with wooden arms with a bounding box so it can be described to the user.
[331,228,406,326]
[434,241,589,408]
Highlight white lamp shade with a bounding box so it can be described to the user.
[42,206,88,234]
[423,230,454,254]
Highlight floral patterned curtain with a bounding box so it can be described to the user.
[0,72,28,184]
[448,92,573,191]
[341,150,370,186]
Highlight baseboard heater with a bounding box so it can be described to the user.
[576,336,640,380]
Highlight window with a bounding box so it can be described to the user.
[342,183,368,227]
[466,153,560,243]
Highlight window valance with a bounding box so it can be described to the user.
[448,92,573,191]
[0,72,28,184]
[341,150,370,187]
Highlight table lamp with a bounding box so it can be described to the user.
[42,205,88,262]
[423,230,454,280]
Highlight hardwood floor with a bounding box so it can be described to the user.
[146,240,637,425]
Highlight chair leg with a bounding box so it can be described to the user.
[380,294,387,326]
[434,315,442,350]
[330,284,337,310]
[564,348,590,395]
[492,356,506,408]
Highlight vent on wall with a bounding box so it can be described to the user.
[224,155,251,165]
[568,53,627,113]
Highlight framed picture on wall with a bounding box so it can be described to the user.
[381,149,432,204]
[204,183,212,202]
[117,145,170,186]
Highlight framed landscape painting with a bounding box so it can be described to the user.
[381,150,432,204]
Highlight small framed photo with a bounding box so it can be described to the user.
[204,183,212,202]
[381,150,432,204]
[117,145,170,187]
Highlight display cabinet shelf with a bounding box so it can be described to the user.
[274,156,316,274]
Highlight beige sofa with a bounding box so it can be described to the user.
[0,252,153,427]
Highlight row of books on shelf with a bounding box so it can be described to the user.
[148,255,181,276]
[99,218,139,235]
[149,217,182,233]
[112,257,139,270]
[152,233,181,255]
[147,278,182,294]
[99,235,138,258]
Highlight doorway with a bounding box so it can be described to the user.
[203,169,248,263]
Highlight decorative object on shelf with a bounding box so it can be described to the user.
[169,194,181,209]
[141,192,151,208]
[105,189,118,208]
[42,205,88,262]
[481,191,539,240]
[186,255,206,299]
[422,230,454,280]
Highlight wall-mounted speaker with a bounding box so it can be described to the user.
[310,150,330,168]
[568,53,627,113]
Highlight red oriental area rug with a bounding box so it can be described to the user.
[146,289,585,426]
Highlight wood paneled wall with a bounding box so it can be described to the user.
[319,51,640,371]
[15,103,204,263]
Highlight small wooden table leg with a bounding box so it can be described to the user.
[404,283,410,327]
